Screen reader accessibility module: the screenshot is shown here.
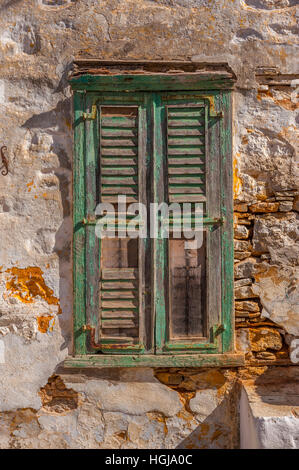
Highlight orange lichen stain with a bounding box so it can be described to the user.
[238,366,268,382]
[217,370,236,399]
[278,125,298,146]
[256,192,268,201]
[233,156,242,199]
[26,181,33,192]
[198,370,226,389]
[257,89,299,111]
[147,412,168,435]
[5,267,61,313]
[176,409,196,429]
[157,415,168,435]
[177,390,196,414]
[37,315,55,334]
[10,408,38,434]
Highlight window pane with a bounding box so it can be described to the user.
[168,233,206,340]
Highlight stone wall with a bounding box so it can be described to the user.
[0,0,298,448]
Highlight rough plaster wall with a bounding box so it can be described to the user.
[0,0,298,448]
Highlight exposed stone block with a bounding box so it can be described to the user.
[39,375,79,414]
[235,285,259,299]
[234,240,252,251]
[235,311,260,318]
[234,278,253,288]
[234,204,248,212]
[234,251,252,260]
[249,328,283,352]
[254,265,299,336]
[279,200,293,212]
[255,351,276,360]
[252,213,299,260]
[189,389,218,417]
[236,329,250,353]
[234,225,250,240]
[235,301,260,312]
[249,202,279,213]
[293,196,299,212]
[234,258,258,279]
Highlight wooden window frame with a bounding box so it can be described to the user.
[65,65,244,368]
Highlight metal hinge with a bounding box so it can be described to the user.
[83,105,97,120]
[196,95,223,118]
[213,324,225,338]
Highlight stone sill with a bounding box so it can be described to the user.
[64,353,245,369]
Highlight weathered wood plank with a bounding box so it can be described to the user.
[85,93,100,348]
[169,176,204,184]
[168,147,204,155]
[101,166,137,176]
[168,186,205,194]
[102,268,139,280]
[101,310,136,318]
[102,195,138,203]
[101,157,138,166]
[168,137,205,146]
[102,281,138,290]
[70,74,236,92]
[168,119,205,127]
[64,353,245,368]
[168,157,205,165]
[101,186,137,194]
[168,110,205,117]
[101,176,137,185]
[102,128,137,137]
[153,92,167,353]
[101,147,137,156]
[168,166,204,175]
[101,299,137,309]
[101,139,137,147]
[101,319,136,328]
[169,194,207,202]
[168,128,204,136]
[101,290,136,299]
[73,91,86,355]
[220,90,234,353]
[101,117,137,127]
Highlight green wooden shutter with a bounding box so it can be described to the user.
[167,103,206,204]
[84,93,150,354]
[155,92,224,353]
[73,86,234,364]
